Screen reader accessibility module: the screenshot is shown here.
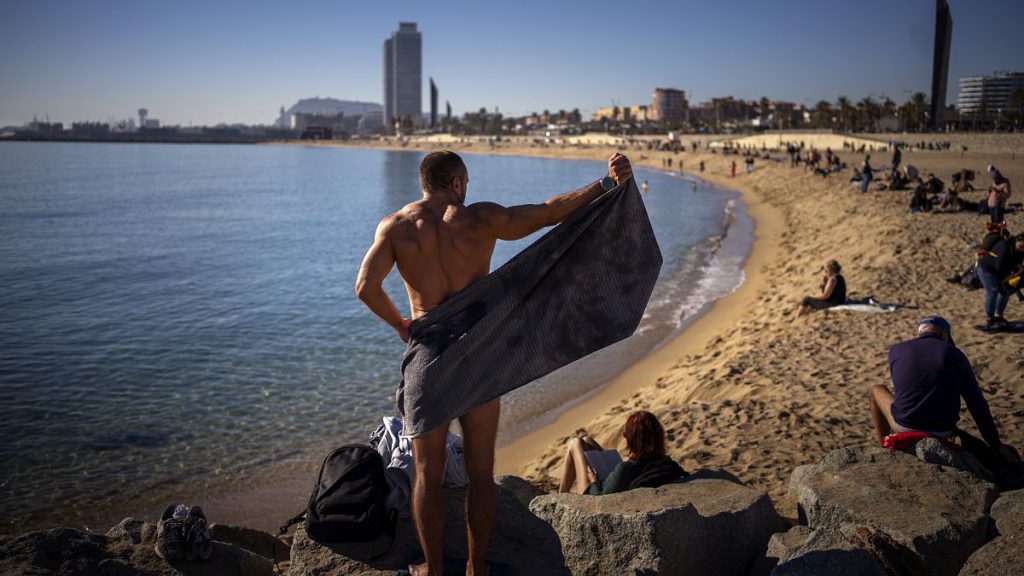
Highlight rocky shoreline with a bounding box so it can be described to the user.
[4,446,1021,575]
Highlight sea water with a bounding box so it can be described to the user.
[0,142,751,532]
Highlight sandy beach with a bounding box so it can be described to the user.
[310,133,1024,518]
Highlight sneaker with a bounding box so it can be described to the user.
[155,504,186,561]
[184,505,213,561]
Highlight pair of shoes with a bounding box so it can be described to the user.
[155,504,213,561]
[992,316,1009,328]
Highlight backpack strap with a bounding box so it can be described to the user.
[279,510,306,535]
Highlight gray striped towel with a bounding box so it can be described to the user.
[398,178,662,437]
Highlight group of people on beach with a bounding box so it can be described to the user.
[790,145,1020,481]
[354,146,1020,575]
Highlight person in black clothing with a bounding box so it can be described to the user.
[869,316,1014,460]
[978,231,1024,327]
[798,259,847,316]
[558,411,685,496]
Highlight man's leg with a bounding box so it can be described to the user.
[869,385,898,445]
[410,423,451,576]
[458,398,500,576]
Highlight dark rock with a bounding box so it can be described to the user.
[0,524,275,576]
[958,490,1024,576]
[530,477,785,576]
[790,446,998,576]
[288,477,567,576]
[770,526,886,576]
[209,524,289,562]
[105,518,156,546]
[914,437,992,481]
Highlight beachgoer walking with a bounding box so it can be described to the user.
[891,146,902,173]
[699,160,705,173]
[356,151,633,576]
[869,317,1012,459]
[797,259,846,316]
[987,165,1012,225]
[861,155,873,193]
[731,160,736,178]
[977,231,1024,328]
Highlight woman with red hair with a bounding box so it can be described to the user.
[558,410,686,495]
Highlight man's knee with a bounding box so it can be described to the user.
[870,384,892,401]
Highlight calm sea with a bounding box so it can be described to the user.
[0,142,750,532]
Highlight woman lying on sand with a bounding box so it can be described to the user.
[558,411,686,495]
[798,259,847,316]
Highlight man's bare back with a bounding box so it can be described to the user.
[355,150,632,576]
[387,198,498,317]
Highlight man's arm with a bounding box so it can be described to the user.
[956,352,1002,448]
[475,153,633,241]
[355,217,411,342]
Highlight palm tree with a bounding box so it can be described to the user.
[908,92,928,131]
[857,97,878,132]
[759,97,771,121]
[836,96,852,132]
[813,100,833,129]
[880,98,897,131]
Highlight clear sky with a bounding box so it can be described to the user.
[1,0,1021,126]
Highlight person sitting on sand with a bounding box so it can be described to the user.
[987,165,1012,225]
[558,411,686,496]
[798,259,847,316]
[869,316,1014,460]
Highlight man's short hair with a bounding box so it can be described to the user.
[420,151,466,192]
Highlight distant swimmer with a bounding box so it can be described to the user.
[691,181,698,192]
[641,180,649,194]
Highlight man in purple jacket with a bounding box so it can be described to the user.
[869,316,1011,459]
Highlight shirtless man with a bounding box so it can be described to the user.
[355,150,633,576]
[987,164,1012,225]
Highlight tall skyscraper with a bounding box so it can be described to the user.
[930,0,952,129]
[382,22,422,131]
[430,78,438,128]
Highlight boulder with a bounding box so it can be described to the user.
[958,490,1024,576]
[0,524,276,576]
[288,476,566,576]
[790,446,998,576]
[105,517,157,545]
[914,438,992,482]
[770,526,886,576]
[529,476,785,576]
[209,524,290,562]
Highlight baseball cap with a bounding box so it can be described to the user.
[919,315,954,345]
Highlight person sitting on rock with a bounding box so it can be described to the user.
[797,259,847,316]
[558,411,686,496]
[869,316,1013,462]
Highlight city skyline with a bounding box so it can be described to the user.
[2,0,1023,127]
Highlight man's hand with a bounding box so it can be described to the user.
[395,317,412,343]
[608,153,632,185]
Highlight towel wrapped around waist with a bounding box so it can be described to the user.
[398,178,662,437]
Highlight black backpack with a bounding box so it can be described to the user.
[280,444,396,545]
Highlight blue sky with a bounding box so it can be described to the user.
[1,0,1021,126]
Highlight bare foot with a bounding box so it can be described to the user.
[409,561,432,576]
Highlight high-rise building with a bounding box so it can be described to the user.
[958,72,1024,114]
[930,0,952,129]
[650,88,688,125]
[382,22,422,131]
[430,78,438,129]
